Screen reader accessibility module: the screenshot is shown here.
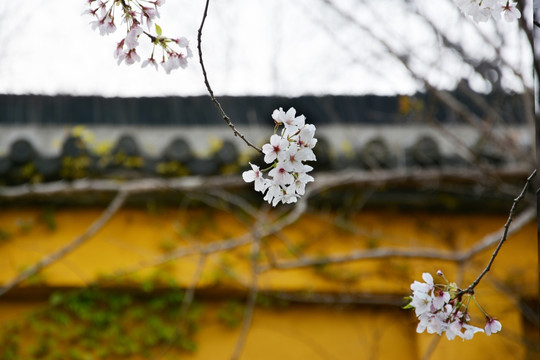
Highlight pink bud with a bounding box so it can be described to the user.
[437,270,444,277]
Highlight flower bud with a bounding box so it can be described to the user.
[437,270,444,277]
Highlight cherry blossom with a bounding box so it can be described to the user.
[142,57,159,71]
[125,25,143,50]
[484,317,502,335]
[272,107,305,133]
[405,270,497,341]
[242,163,268,192]
[242,108,317,207]
[501,1,521,22]
[262,134,290,164]
[454,0,521,23]
[124,49,141,65]
[84,0,192,73]
[269,163,295,185]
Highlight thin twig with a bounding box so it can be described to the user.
[180,254,207,318]
[197,0,262,153]
[154,253,208,360]
[260,204,535,272]
[322,0,532,166]
[458,206,536,261]
[0,190,129,297]
[0,166,531,199]
[230,230,261,360]
[458,169,537,296]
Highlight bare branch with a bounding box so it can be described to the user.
[0,190,129,297]
[154,253,208,360]
[321,0,533,164]
[261,246,459,272]
[260,203,535,273]
[458,169,537,296]
[0,167,532,202]
[230,229,261,360]
[197,0,262,153]
[108,234,252,281]
[0,175,244,198]
[458,206,536,260]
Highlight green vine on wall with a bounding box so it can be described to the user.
[0,287,201,360]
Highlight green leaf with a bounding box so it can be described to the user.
[155,23,162,36]
[401,296,414,309]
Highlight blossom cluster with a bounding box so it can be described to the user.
[454,0,521,22]
[84,0,193,73]
[405,271,502,340]
[242,108,317,206]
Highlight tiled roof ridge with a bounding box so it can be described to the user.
[0,93,528,126]
[0,125,530,186]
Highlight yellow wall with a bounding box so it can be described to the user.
[0,207,537,359]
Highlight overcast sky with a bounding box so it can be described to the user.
[0,0,533,97]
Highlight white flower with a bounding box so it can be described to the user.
[484,318,502,335]
[125,25,143,50]
[272,107,305,132]
[269,163,295,186]
[432,290,450,310]
[282,185,299,204]
[161,54,179,74]
[142,57,158,71]
[262,134,289,164]
[263,182,284,207]
[242,163,268,192]
[90,14,116,36]
[271,107,286,125]
[410,291,432,317]
[282,146,312,173]
[177,54,188,69]
[416,313,430,333]
[501,2,521,22]
[455,0,493,22]
[243,108,316,206]
[297,124,318,152]
[291,170,314,196]
[462,324,484,340]
[407,271,500,341]
[427,312,448,335]
[411,272,434,295]
[454,0,520,23]
[445,321,463,340]
[142,6,159,20]
[124,49,140,65]
[175,37,190,48]
[113,39,125,59]
[101,16,116,35]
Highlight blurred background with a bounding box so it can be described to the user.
[0,0,537,359]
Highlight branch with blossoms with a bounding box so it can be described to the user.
[320,0,534,172]
[404,169,536,341]
[242,108,317,207]
[80,1,537,350]
[85,0,193,73]
[456,169,537,296]
[405,271,499,340]
[196,0,263,154]
[454,0,522,22]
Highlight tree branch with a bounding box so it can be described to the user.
[0,167,532,201]
[259,204,535,273]
[197,0,262,153]
[0,190,129,297]
[457,169,536,296]
[230,229,261,360]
